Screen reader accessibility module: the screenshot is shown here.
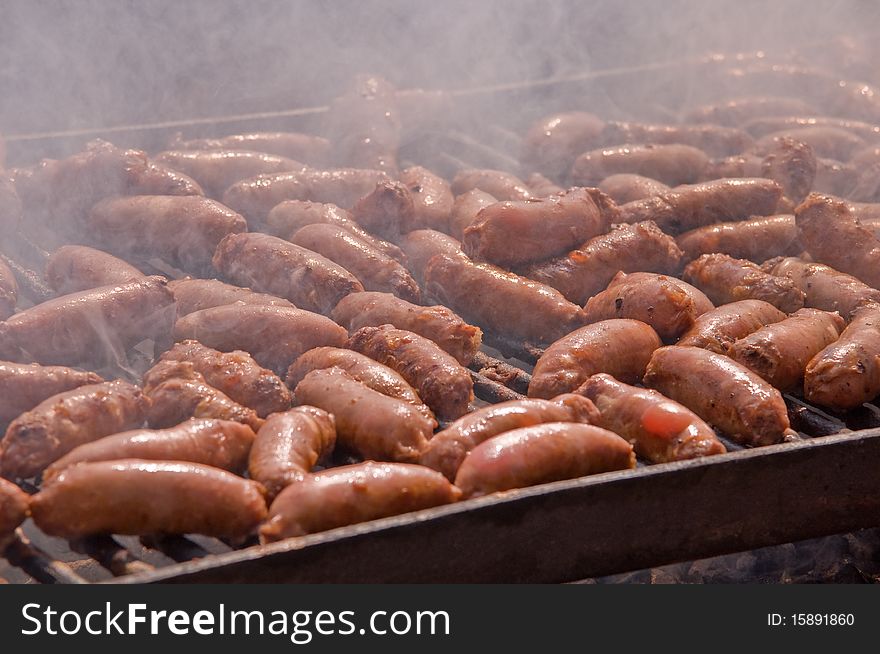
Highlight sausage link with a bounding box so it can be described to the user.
[521,111,605,180]
[399,230,464,287]
[676,214,800,262]
[676,299,787,353]
[598,121,754,157]
[684,98,817,127]
[451,169,532,201]
[570,143,709,187]
[754,127,866,161]
[350,181,416,239]
[449,189,497,240]
[168,278,294,317]
[45,245,144,295]
[598,174,670,204]
[169,132,331,166]
[0,361,103,428]
[399,166,455,232]
[0,477,29,542]
[526,173,564,197]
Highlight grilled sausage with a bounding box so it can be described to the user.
[399,229,465,287]
[330,291,482,365]
[523,221,683,305]
[643,345,791,446]
[529,319,661,398]
[758,137,817,205]
[424,253,585,346]
[578,373,725,462]
[684,97,817,126]
[683,253,805,312]
[451,169,532,201]
[0,361,104,429]
[347,325,474,421]
[462,187,609,267]
[168,278,294,317]
[598,122,754,157]
[727,308,844,391]
[260,461,460,541]
[454,422,635,498]
[44,245,144,296]
[0,477,28,542]
[0,277,176,367]
[0,380,147,480]
[173,303,348,376]
[676,299,787,353]
[521,111,605,180]
[400,166,455,231]
[292,368,433,462]
[526,173,565,197]
[212,232,364,315]
[169,132,331,166]
[618,178,783,235]
[419,394,600,481]
[804,304,880,411]
[31,460,267,538]
[754,127,866,161]
[570,144,709,187]
[0,258,17,320]
[350,180,416,239]
[158,340,291,417]
[291,224,420,302]
[811,158,859,197]
[44,418,256,482]
[449,189,497,241]
[746,116,880,144]
[87,195,247,276]
[583,272,713,342]
[598,174,670,204]
[676,214,800,262]
[248,407,336,501]
[285,347,435,424]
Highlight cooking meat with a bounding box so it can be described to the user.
[399,229,465,287]
[0,176,22,238]
[529,319,661,398]
[350,180,416,239]
[0,361,103,429]
[0,477,28,542]
[684,97,817,126]
[399,166,455,231]
[0,258,17,320]
[168,278,295,317]
[813,158,859,196]
[702,154,763,180]
[45,245,144,295]
[758,137,816,205]
[676,299,787,353]
[169,132,331,166]
[676,214,800,262]
[450,169,532,201]
[570,143,709,187]
[521,111,605,180]
[754,127,866,161]
[850,146,880,168]
[449,189,497,241]
[598,174,670,204]
[212,232,363,315]
[526,173,565,197]
[598,122,754,157]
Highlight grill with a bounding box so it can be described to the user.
[3,48,880,583]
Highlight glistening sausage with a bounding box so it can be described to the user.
[0,361,103,428]
[45,245,144,295]
[570,143,709,187]
[168,278,294,317]
[676,299,787,354]
[0,477,28,542]
[676,214,800,262]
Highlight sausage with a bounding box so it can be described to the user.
[154,150,304,198]
[448,189,497,241]
[676,214,800,262]
[0,361,103,428]
[804,304,880,410]
[598,174,670,204]
[31,460,267,538]
[248,407,336,501]
[754,127,866,161]
[450,169,532,201]
[399,166,455,231]
[44,418,256,482]
[702,154,763,180]
[643,345,791,446]
[762,256,880,320]
[523,221,683,305]
[747,116,880,144]
[758,136,817,205]
[158,340,291,417]
[0,477,28,542]
[173,303,348,376]
[292,368,433,462]
[526,173,564,197]
[0,258,17,320]
[813,158,859,196]
[578,373,725,462]
[350,180,416,239]
[169,132,331,167]
[583,272,714,342]
[0,176,22,238]
[598,122,754,157]
[399,229,464,287]
[168,278,295,317]
[682,253,805,312]
[347,325,474,421]
[260,461,459,541]
[87,195,247,275]
[618,178,783,235]
[570,144,709,187]
[847,161,880,203]
[462,187,609,267]
[212,232,364,315]
[727,308,845,391]
[0,277,176,368]
[45,245,144,295]
[290,224,420,303]
[330,291,482,366]
[135,161,205,197]
[676,299,787,353]
[0,380,148,480]
[419,394,600,481]
[521,111,605,180]
[265,200,405,262]
[684,97,817,127]
[285,347,435,424]
[795,193,880,289]
[454,422,635,498]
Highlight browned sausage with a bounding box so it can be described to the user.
[350,180,416,239]
[158,340,290,417]
[400,166,455,231]
[290,224,420,303]
[643,345,791,446]
[0,380,148,480]
[521,111,605,180]
[583,272,714,342]
[684,97,817,126]
[45,245,144,295]
[31,460,267,538]
[570,144,709,187]
[451,169,533,201]
[212,232,364,315]
[0,361,103,428]
[292,368,433,462]
[347,325,474,421]
[248,407,336,501]
[598,174,670,204]
[462,187,609,267]
[682,253,805,312]
[0,258,17,320]
[449,189,497,241]
[424,253,585,346]
[0,277,176,368]
[578,373,726,463]
[419,394,599,481]
[168,278,295,317]
[727,308,844,391]
[811,158,859,197]
[529,319,661,398]
[0,477,28,542]
[676,214,800,262]
[260,461,459,541]
[169,132,331,166]
[173,303,348,376]
[754,127,866,161]
[702,154,763,180]
[598,122,754,157]
[526,173,564,197]
[44,418,256,482]
[523,221,683,305]
[676,299,787,353]
[455,422,635,498]
[618,178,783,234]
[399,229,465,287]
[285,347,435,425]
[330,291,482,366]
[804,304,880,410]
